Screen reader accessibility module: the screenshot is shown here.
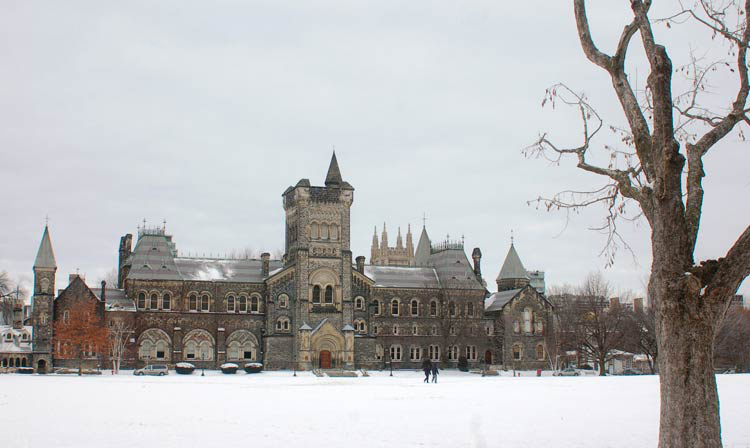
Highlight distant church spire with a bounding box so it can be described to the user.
[34,225,57,270]
[325,151,343,186]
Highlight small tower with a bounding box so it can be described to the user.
[370,226,379,263]
[380,222,388,250]
[406,224,414,263]
[496,240,530,291]
[396,227,403,249]
[414,225,432,267]
[31,225,57,372]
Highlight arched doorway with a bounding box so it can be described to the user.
[485,350,492,365]
[319,350,332,369]
[37,359,47,373]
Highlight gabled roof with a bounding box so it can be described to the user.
[325,152,343,186]
[33,226,57,269]
[364,265,440,289]
[496,243,528,281]
[484,288,522,312]
[414,226,431,266]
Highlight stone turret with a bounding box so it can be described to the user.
[32,225,57,373]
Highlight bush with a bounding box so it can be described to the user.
[457,356,469,372]
[244,362,263,374]
[220,363,239,374]
[175,362,195,375]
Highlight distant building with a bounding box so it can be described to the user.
[370,224,414,267]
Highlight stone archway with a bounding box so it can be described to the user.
[37,359,47,373]
[319,350,332,369]
[311,320,345,369]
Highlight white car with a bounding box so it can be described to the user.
[134,364,169,376]
[553,368,580,376]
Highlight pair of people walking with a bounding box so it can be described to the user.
[422,359,439,383]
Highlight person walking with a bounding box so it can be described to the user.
[431,363,439,383]
[422,359,432,383]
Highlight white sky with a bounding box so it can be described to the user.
[1,1,747,299]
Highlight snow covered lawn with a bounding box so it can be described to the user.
[3,370,749,447]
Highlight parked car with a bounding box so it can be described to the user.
[553,368,580,377]
[621,368,643,376]
[134,364,169,376]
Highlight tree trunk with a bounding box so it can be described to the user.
[657,290,724,448]
[598,353,606,376]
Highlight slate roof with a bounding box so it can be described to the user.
[86,286,134,311]
[364,265,440,289]
[414,227,431,267]
[497,243,529,281]
[325,152,343,186]
[484,288,523,312]
[430,248,486,291]
[33,226,57,269]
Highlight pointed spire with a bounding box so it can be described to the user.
[34,225,57,270]
[414,226,432,266]
[497,241,528,282]
[396,227,403,249]
[371,226,379,249]
[324,151,343,186]
[381,222,388,247]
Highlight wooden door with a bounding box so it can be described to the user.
[320,350,332,369]
[485,350,492,365]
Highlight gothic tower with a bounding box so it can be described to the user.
[496,241,530,291]
[31,225,57,372]
[282,152,355,369]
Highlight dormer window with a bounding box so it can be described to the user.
[3,333,11,342]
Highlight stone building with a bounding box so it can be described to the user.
[27,153,554,372]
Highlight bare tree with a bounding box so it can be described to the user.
[98,268,118,288]
[714,305,750,372]
[525,1,749,445]
[571,272,628,376]
[623,304,658,374]
[108,318,132,374]
[0,271,28,325]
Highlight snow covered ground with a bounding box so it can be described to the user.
[3,370,749,447]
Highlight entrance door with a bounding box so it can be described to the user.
[484,350,492,365]
[319,350,332,369]
[37,359,47,373]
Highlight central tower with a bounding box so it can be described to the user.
[282,152,355,368]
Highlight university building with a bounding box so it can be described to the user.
[26,154,554,372]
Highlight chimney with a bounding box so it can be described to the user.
[633,297,644,313]
[261,253,270,277]
[12,304,23,330]
[355,256,365,273]
[101,280,107,302]
[472,247,482,279]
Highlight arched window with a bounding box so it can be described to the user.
[138,328,171,361]
[324,286,333,304]
[149,293,158,310]
[227,295,236,312]
[276,317,290,332]
[239,295,248,313]
[185,341,197,359]
[536,343,545,360]
[513,343,523,361]
[278,294,289,308]
[535,318,544,335]
[330,224,339,240]
[466,345,477,361]
[250,295,260,313]
[198,341,212,360]
[449,301,456,317]
[410,346,422,361]
[431,325,438,336]
[372,323,380,335]
[162,293,171,310]
[139,340,153,360]
[321,224,329,239]
[390,345,402,361]
[392,324,399,335]
[429,345,440,361]
[189,294,198,311]
[448,345,459,361]
[155,340,168,359]
[354,319,367,333]
[430,299,438,317]
[513,320,521,334]
[312,285,321,304]
[226,330,258,361]
[467,302,474,317]
[410,299,419,316]
[486,324,494,336]
[412,324,418,335]
[137,293,146,310]
[391,299,400,316]
[201,294,210,312]
[523,308,532,333]
[311,223,320,239]
[63,311,70,324]
[375,344,383,360]
[354,296,364,310]
[374,299,381,316]
[449,325,457,336]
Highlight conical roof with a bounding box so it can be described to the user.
[496,243,528,281]
[34,226,57,269]
[325,151,342,186]
[414,226,432,266]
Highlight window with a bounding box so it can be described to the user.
[390,345,402,362]
[449,325,457,336]
[149,293,158,310]
[324,286,333,304]
[155,340,168,359]
[375,344,383,360]
[3,332,11,342]
[448,345,459,361]
[449,301,457,317]
[250,295,260,313]
[392,325,399,335]
[312,285,321,304]
[140,340,154,359]
[374,299,381,316]
[467,302,474,317]
[430,299,438,317]
[410,299,419,316]
[523,308,532,334]
[513,320,520,334]
[276,317,290,332]
[162,293,171,310]
[412,324,418,336]
[513,343,523,360]
[535,320,544,335]
[201,294,210,312]
[137,293,146,310]
[354,296,364,310]
[391,299,400,316]
[40,314,47,325]
[321,224,329,239]
[536,344,545,360]
[410,346,422,361]
[227,295,236,312]
[466,345,477,361]
[372,324,380,335]
[486,324,494,336]
[311,223,320,239]
[429,345,440,361]
[278,294,289,309]
[63,311,70,324]
[198,341,212,360]
[239,295,248,313]
[330,224,339,240]
[189,294,198,311]
[431,325,438,336]
[354,319,367,333]
[226,330,258,361]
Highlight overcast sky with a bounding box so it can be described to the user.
[1,1,747,299]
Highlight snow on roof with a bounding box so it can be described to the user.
[363,265,440,289]
[484,289,522,312]
[0,325,33,354]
